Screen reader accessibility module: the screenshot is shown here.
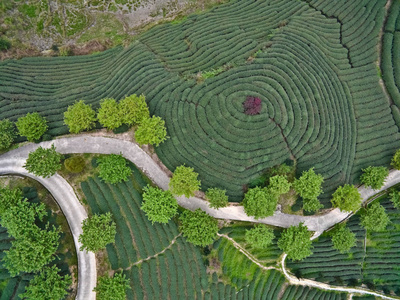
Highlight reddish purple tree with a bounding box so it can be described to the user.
[243,96,262,115]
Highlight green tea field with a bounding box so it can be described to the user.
[1,0,400,204]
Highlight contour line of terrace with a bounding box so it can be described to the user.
[0,134,399,300]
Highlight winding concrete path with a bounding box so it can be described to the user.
[1,134,399,299]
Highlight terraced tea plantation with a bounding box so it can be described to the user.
[287,196,400,296]
[1,0,400,204]
[81,162,349,299]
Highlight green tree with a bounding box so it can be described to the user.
[4,226,60,276]
[64,155,86,173]
[245,224,274,249]
[277,223,313,261]
[0,186,23,214]
[0,119,16,150]
[293,168,324,200]
[24,144,63,178]
[141,185,178,224]
[391,149,400,170]
[330,223,356,253]
[97,154,131,184]
[79,212,116,252]
[389,190,400,208]
[243,187,278,219]
[20,265,72,300]
[63,100,97,134]
[97,98,123,130]
[169,165,201,197]
[119,94,150,126]
[179,209,218,247]
[134,116,167,146]
[0,38,11,51]
[360,166,389,190]
[16,112,48,142]
[94,272,130,300]
[268,175,291,195]
[303,197,323,213]
[205,188,229,209]
[360,202,390,232]
[331,184,362,213]
[1,199,46,239]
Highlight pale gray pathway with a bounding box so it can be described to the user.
[1,135,399,300]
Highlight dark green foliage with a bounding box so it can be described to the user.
[179,209,218,247]
[268,175,291,195]
[205,187,229,209]
[360,166,389,190]
[4,226,60,276]
[0,186,22,214]
[97,98,123,130]
[360,202,390,232]
[119,94,150,126]
[169,165,201,197]
[97,154,131,184]
[245,224,274,249]
[243,187,277,219]
[134,116,167,146]
[16,112,48,142]
[293,168,324,200]
[79,212,116,252]
[64,155,86,173]
[0,37,11,50]
[331,184,362,213]
[63,100,97,134]
[389,190,400,208]
[278,223,312,261]
[24,144,63,178]
[20,265,72,300]
[303,197,323,213]
[0,119,16,150]
[141,185,178,224]
[94,272,130,300]
[330,223,356,253]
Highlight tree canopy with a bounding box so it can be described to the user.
[119,94,150,126]
[134,116,168,146]
[3,226,60,276]
[293,168,324,200]
[277,223,313,261]
[243,187,278,219]
[97,154,131,184]
[303,197,323,213]
[79,212,116,252]
[330,223,356,253]
[97,98,123,130]
[24,144,63,178]
[391,149,400,170]
[63,100,97,134]
[360,202,390,232]
[0,119,16,150]
[169,165,201,197]
[179,209,218,247]
[141,185,178,224]
[268,175,291,195]
[0,186,23,214]
[205,187,229,209]
[94,272,130,300]
[389,190,400,208]
[245,224,274,249]
[16,112,48,142]
[20,265,72,300]
[360,166,389,190]
[331,184,362,213]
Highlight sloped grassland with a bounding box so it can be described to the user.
[0,0,399,204]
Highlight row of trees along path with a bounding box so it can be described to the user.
[2,134,400,299]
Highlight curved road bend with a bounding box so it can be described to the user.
[1,135,400,299]
[0,156,96,300]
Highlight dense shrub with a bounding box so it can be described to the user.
[360,202,390,232]
[0,119,16,150]
[330,223,356,253]
[0,38,11,51]
[205,187,229,209]
[64,155,86,173]
[94,272,130,300]
[243,96,262,115]
[360,166,389,190]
